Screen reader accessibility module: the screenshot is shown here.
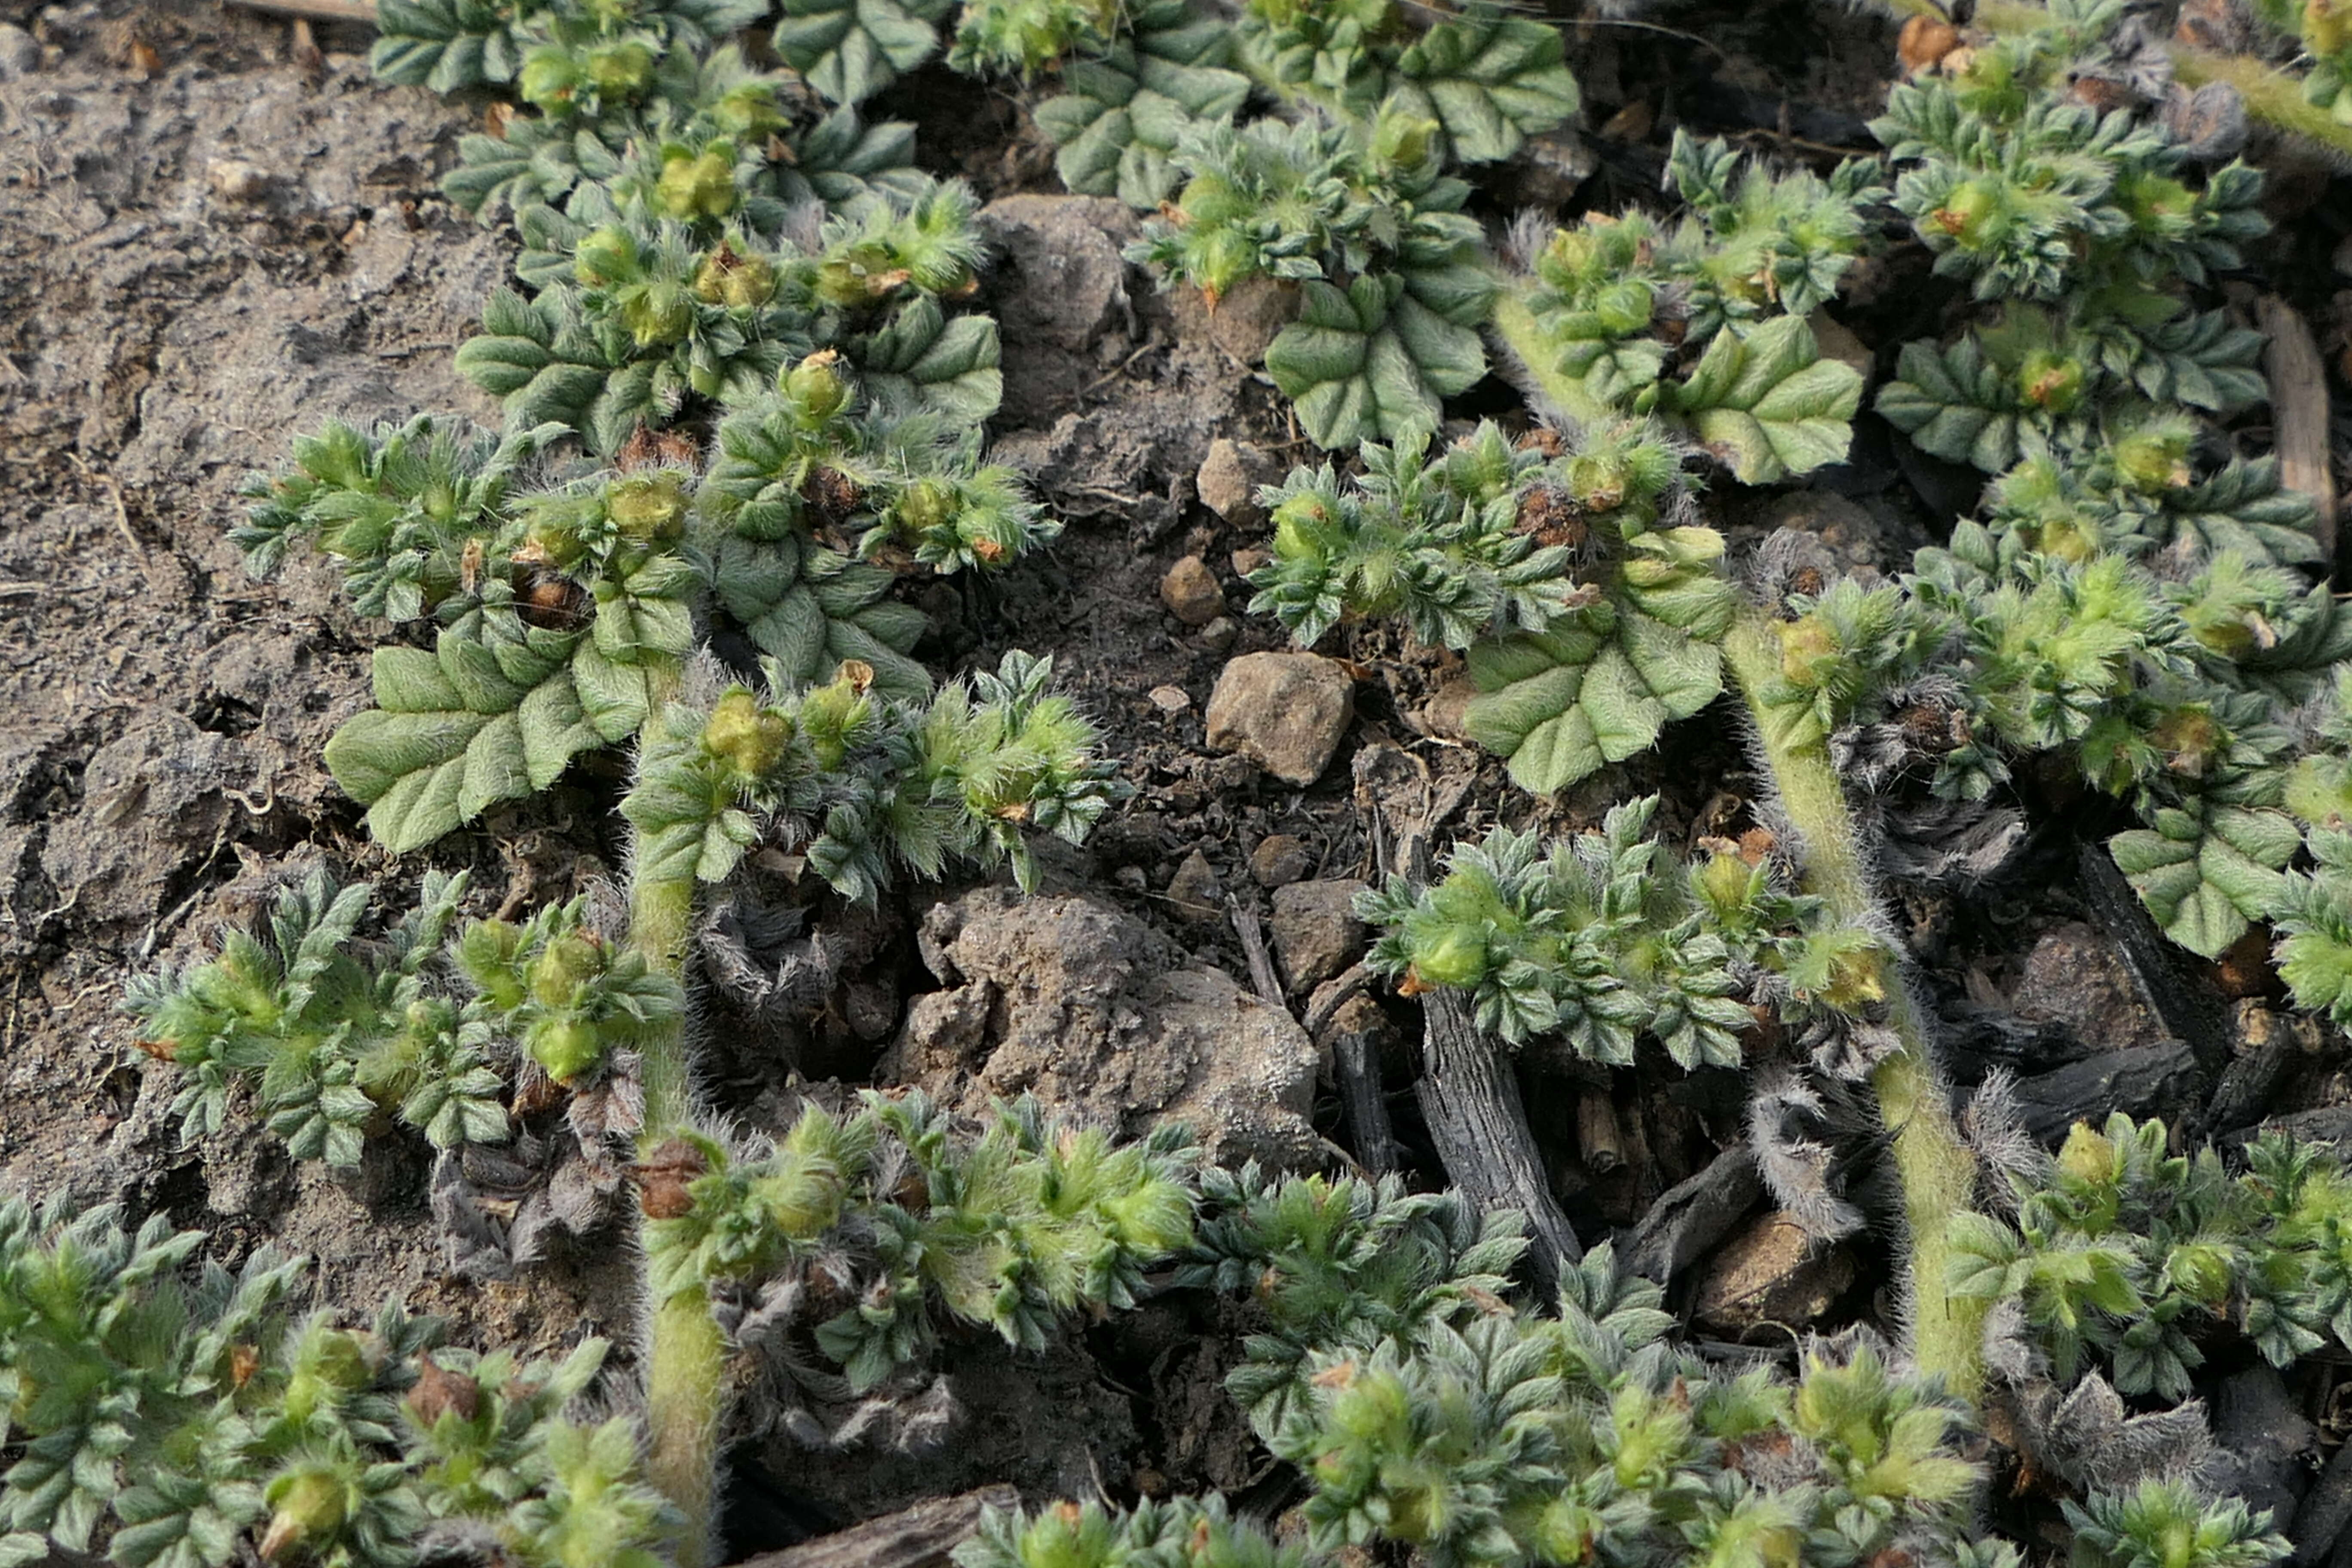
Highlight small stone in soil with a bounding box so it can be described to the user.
[0,23,38,78]
[1166,849,1224,922]
[208,159,272,202]
[1249,833,1315,888]
[1271,878,1369,992]
[1196,616,1238,653]
[1160,555,1224,626]
[1229,547,1270,577]
[1693,1213,1857,1334]
[1196,438,1277,527]
[1147,684,1191,714]
[1205,651,1354,787]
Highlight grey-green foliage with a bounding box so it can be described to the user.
[1947,1112,2352,1409]
[1872,0,2268,475]
[1233,0,1577,166]
[1131,106,1493,450]
[240,432,698,851]
[1498,134,1882,485]
[120,870,490,1165]
[978,1191,2007,1568]
[120,867,684,1167]
[1354,797,1890,1069]
[370,0,766,95]
[623,650,1123,903]
[642,1094,1197,1393]
[470,175,1000,456]
[1033,0,1252,209]
[774,0,956,105]
[0,1197,672,1568]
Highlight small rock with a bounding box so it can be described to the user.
[1196,616,1238,654]
[1415,675,1478,742]
[1498,129,1598,210]
[885,887,1326,1166]
[1196,439,1278,528]
[1757,490,1891,574]
[0,22,39,79]
[1169,275,1298,364]
[1160,555,1225,627]
[2211,1365,2316,1525]
[1229,547,1270,577]
[1205,652,1354,787]
[2009,921,2165,1057]
[1270,879,1368,992]
[2333,232,2352,282]
[1166,850,1224,923]
[208,159,272,203]
[1249,834,1315,888]
[1693,1213,1857,1333]
[1147,684,1191,715]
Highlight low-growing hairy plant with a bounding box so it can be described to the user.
[0,1197,675,1568]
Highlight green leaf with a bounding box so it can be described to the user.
[774,0,951,105]
[1665,315,1862,483]
[1388,9,1580,165]
[1464,609,1725,794]
[456,286,622,448]
[1877,335,2021,473]
[851,295,1004,426]
[1035,3,1252,209]
[708,530,931,700]
[2110,804,2300,959]
[370,0,530,92]
[1265,273,1488,451]
[325,608,596,852]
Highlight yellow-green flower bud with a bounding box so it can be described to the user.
[784,352,850,421]
[1270,494,1338,561]
[1931,179,2003,246]
[2114,427,2192,491]
[896,478,957,539]
[584,40,654,99]
[2018,350,2084,413]
[529,1017,605,1084]
[621,282,692,349]
[1409,925,1488,989]
[655,146,738,221]
[692,246,777,310]
[607,471,689,543]
[1371,109,1437,168]
[2058,1121,2116,1184]
[703,689,791,779]
[518,51,583,113]
[530,931,604,1010]
[1592,279,1655,337]
[574,225,638,288]
[260,1469,349,1562]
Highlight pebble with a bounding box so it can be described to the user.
[1196,616,1238,653]
[1196,438,1277,527]
[208,159,272,203]
[1165,850,1224,923]
[1147,685,1191,715]
[0,22,38,80]
[1249,834,1315,888]
[1693,1214,1857,1333]
[1204,651,1354,787]
[1159,555,1225,627]
[1270,879,1369,992]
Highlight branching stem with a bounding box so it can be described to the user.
[1724,609,1988,1400]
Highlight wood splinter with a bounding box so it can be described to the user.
[225,0,379,25]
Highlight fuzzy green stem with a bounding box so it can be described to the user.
[1877,0,2352,162]
[1724,609,1987,1401]
[624,665,729,1567]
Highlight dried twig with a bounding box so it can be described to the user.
[1227,898,1289,1008]
[2257,295,2337,564]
